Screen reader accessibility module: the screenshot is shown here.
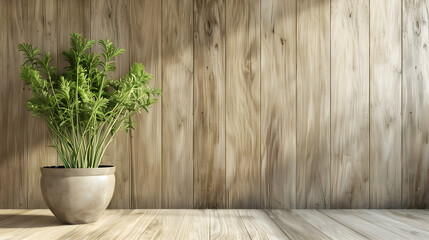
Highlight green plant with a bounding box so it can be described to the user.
[19,33,161,168]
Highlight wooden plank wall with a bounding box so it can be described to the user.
[1,0,428,209]
[296,0,330,209]
[331,0,370,209]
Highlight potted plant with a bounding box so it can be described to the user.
[18,33,161,224]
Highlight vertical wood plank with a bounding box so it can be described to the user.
[162,0,194,208]
[91,0,131,209]
[130,0,162,209]
[369,0,402,208]
[0,0,28,209]
[225,0,261,209]
[193,0,226,209]
[261,0,296,209]
[296,0,331,209]
[330,0,370,208]
[402,0,429,209]
[26,0,58,209]
[0,0,9,209]
[57,0,90,72]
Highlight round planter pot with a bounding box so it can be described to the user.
[40,165,115,224]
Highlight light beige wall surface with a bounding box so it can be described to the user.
[0,0,428,209]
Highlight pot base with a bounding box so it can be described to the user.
[40,166,115,224]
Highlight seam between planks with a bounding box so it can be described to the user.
[263,209,301,240]
[317,210,393,239]
[260,210,292,240]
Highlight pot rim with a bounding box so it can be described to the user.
[40,165,116,176]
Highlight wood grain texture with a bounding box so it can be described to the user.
[57,0,90,72]
[210,210,250,239]
[139,209,187,239]
[2,210,429,239]
[266,209,330,239]
[261,0,296,209]
[225,0,261,209]
[402,0,429,209]
[375,209,429,231]
[320,210,405,239]
[239,210,289,239]
[26,0,58,209]
[91,0,131,209]
[2,0,429,209]
[55,210,128,239]
[96,210,159,239]
[0,210,59,238]
[0,0,28,209]
[0,0,9,209]
[330,0,370,208]
[161,0,194,208]
[395,209,429,221]
[193,0,226,209]
[0,209,28,223]
[130,0,162,209]
[176,210,210,240]
[369,0,402,209]
[296,0,331,209]
[349,209,429,239]
[293,210,366,239]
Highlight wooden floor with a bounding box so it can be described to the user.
[0,209,428,239]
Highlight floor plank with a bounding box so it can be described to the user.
[55,210,129,240]
[375,210,429,232]
[176,210,210,240]
[0,209,28,222]
[239,210,289,239]
[0,210,60,239]
[138,209,186,239]
[320,209,406,239]
[348,209,429,239]
[210,210,250,239]
[293,210,366,239]
[0,209,428,239]
[96,209,159,240]
[265,209,330,240]
[394,209,429,221]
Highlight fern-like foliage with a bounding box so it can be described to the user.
[19,33,161,168]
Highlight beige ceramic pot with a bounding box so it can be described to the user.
[40,166,115,224]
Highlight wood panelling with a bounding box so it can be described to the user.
[261,0,296,209]
[331,0,370,209]
[91,0,131,209]
[402,0,429,209]
[296,0,331,209]
[130,0,162,209]
[57,0,90,71]
[26,0,58,208]
[1,0,429,209]
[369,0,402,208]
[1,0,28,209]
[0,0,9,208]
[193,0,226,208]
[161,0,194,208]
[225,0,260,208]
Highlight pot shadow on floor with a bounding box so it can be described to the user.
[0,215,63,228]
